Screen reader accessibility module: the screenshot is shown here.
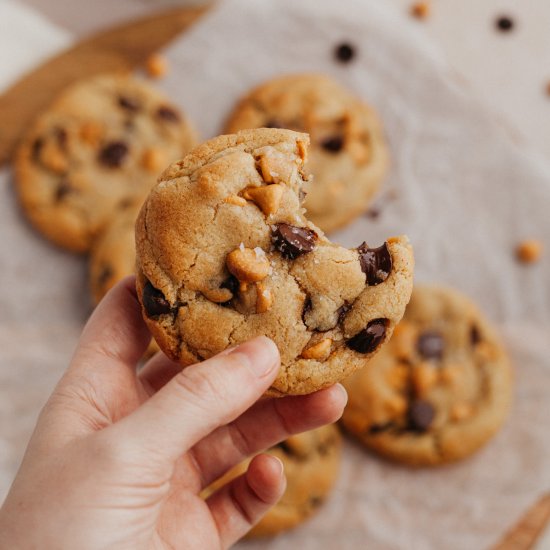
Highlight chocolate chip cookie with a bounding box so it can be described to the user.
[203,425,342,538]
[89,202,160,358]
[224,74,389,233]
[135,128,414,396]
[16,73,196,252]
[341,285,513,466]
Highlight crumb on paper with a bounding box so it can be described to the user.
[410,2,430,19]
[516,239,543,264]
[145,54,169,79]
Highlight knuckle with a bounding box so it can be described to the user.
[173,365,226,404]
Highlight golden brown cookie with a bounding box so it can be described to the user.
[16,73,196,253]
[89,202,159,358]
[341,285,513,466]
[203,425,342,538]
[225,74,389,233]
[135,128,414,396]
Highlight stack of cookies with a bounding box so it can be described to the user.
[13,68,512,538]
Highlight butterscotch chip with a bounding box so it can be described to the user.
[141,147,166,173]
[256,282,273,313]
[516,239,543,264]
[412,362,437,396]
[41,144,68,173]
[226,246,271,283]
[301,338,332,360]
[411,2,430,19]
[224,195,247,206]
[202,287,234,303]
[145,53,169,79]
[451,402,474,422]
[341,285,512,466]
[242,184,284,215]
[79,121,103,146]
[258,148,297,184]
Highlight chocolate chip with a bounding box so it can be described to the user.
[272,223,317,259]
[55,178,72,201]
[142,281,172,317]
[417,331,444,360]
[365,206,381,220]
[98,265,113,288]
[321,135,344,153]
[496,16,514,32]
[358,242,392,286]
[334,42,356,63]
[408,400,435,432]
[346,318,387,353]
[156,105,181,123]
[470,325,481,346]
[118,96,140,112]
[98,141,129,168]
[277,441,294,456]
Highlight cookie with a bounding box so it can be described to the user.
[135,128,414,396]
[15,73,196,252]
[203,424,342,538]
[341,285,513,466]
[224,74,389,233]
[89,203,160,358]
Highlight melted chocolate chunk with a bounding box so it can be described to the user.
[98,265,113,288]
[55,178,72,201]
[470,324,481,346]
[334,42,356,63]
[346,318,387,353]
[408,399,435,432]
[321,135,344,153]
[496,15,514,32]
[142,281,172,317]
[272,223,317,259]
[358,242,392,285]
[417,331,444,360]
[98,141,129,168]
[118,96,141,112]
[157,105,181,123]
[277,441,294,456]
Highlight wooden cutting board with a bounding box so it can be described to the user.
[0,5,210,167]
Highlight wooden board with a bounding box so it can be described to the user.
[0,5,210,167]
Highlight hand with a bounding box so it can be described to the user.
[0,277,347,550]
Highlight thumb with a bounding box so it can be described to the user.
[107,337,280,463]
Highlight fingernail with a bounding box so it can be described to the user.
[270,455,284,478]
[230,337,279,377]
[335,383,348,407]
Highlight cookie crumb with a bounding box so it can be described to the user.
[516,239,543,264]
[545,81,550,97]
[145,54,169,79]
[410,2,430,19]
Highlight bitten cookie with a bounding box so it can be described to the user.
[89,203,160,358]
[203,425,342,538]
[16,73,196,252]
[341,285,513,466]
[135,128,413,396]
[224,74,389,233]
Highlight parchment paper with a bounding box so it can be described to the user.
[0,0,549,548]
